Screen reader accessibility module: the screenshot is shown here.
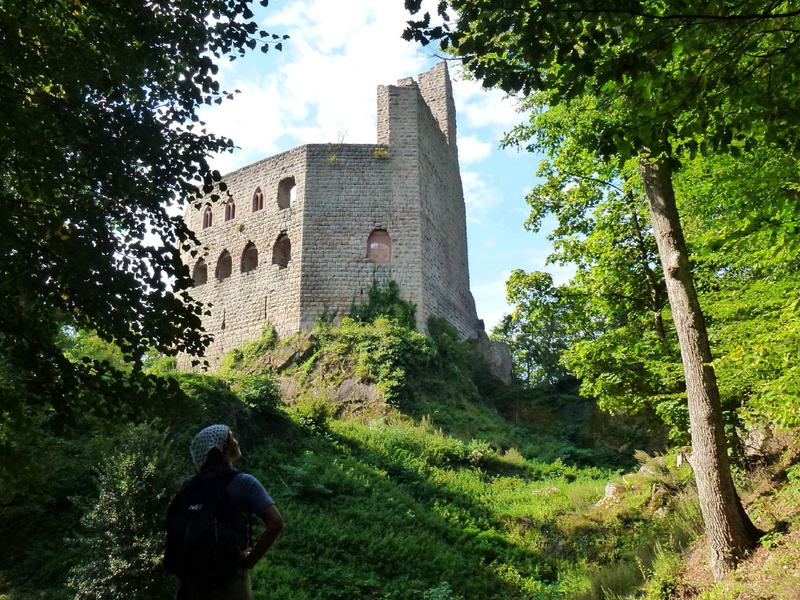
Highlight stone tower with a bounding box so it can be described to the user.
[182,62,482,365]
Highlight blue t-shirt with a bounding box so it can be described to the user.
[227,472,275,517]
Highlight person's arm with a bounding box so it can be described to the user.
[241,504,284,570]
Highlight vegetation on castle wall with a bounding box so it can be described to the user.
[349,278,417,331]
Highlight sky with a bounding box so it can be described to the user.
[198,0,573,330]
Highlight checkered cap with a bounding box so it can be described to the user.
[189,424,230,471]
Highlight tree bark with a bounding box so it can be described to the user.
[639,155,761,580]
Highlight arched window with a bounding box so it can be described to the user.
[367,229,392,264]
[216,250,232,281]
[202,207,213,229]
[224,199,236,221]
[272,234,291,269]
[277,177,295,209]
[241,242,258,273]
[252,187,264,212]
[192,259,208,286]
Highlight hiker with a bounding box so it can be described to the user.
[165,424,284,600]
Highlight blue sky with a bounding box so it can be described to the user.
[198,0,572,330]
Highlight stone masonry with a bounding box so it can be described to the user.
[181,62,484,366]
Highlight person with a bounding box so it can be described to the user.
[174,424,284,600]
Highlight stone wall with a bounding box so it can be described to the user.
[297,143,420,331]
[182,146,307,364]
[181,62,481,367]
[415,64,479,336]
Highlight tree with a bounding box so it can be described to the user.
[402,0,800,577]
[674,147,800,433]
[507,98,670,344]
[0,0,285,484]
[493,270,579,385]
[497,105,686,430]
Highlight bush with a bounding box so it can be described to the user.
[321,317,434,409]
[69,423,183,599]
[349,278,417,330]
[221,322,278,373]
[293,392,332,434]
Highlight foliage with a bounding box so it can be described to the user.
[492,270,588,386]
[425,315,480,385]
[349,278,417,330]
[704,280,800,430]
[0,0,286,453]
[403,0,800,572]
[239,414,703,600]
[60,328,128,370]
[292,392,333,434]
[318,317,434,408]
[672,148,800,430]
[425,316,468,365]
[2,323,737,600]
[408,1,800,162]
[221,322,278,373]
[564,327,687,440]
[0,342,188,501]
[68,424,181,599]
[0,368,284,597]
[420,582,464,600]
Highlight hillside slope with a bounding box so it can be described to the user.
[1,318,798,600]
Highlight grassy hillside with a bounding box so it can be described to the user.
[1,318,798,600]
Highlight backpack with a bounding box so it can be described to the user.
[163,469,250,584]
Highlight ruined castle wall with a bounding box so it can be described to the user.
[181,147,308,365]
[180,63,481,368]
[296,143,423,330]
[418,62,457,147]
[411,65,479,336]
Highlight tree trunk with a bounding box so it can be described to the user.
[639,155,761,580]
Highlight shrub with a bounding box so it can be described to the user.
[321,317,434,408]
[349,278,417,330]
[420,582,464,600]
[221,322,278,373]
[293,392,332,433]
[69,423,183,599]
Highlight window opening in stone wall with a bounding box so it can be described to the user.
[192,259,208,286]
[277,177,295,209]
[241,242,258,272]
[367,229,392,264]
[216,250,232,281]
[252,187,264,212]
[272,233,291,268]
[202,207,213,229]
[225,199,236,221]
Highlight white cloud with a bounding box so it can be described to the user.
[202,0,441,175]
[201,2,529,176]
[458,135,492,164]
[461,171,502,223]
[450,69,524,134]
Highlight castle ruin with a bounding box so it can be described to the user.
[182,62,486,366]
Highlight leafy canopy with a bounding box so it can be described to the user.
[406,1,800,160]
[0,0,285,451]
